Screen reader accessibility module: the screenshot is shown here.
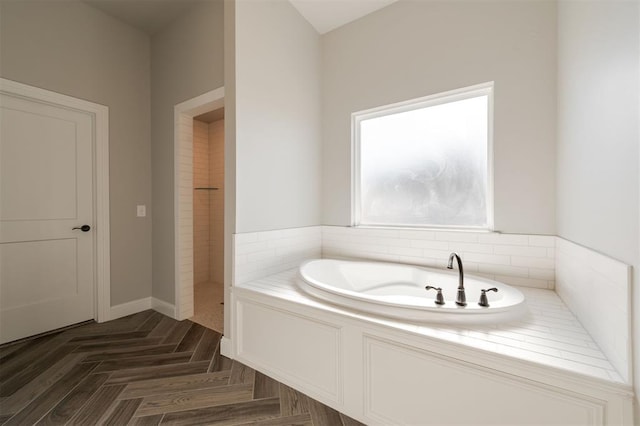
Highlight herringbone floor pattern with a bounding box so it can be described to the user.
[0,310,364,426]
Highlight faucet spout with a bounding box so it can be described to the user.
[447,252,466,306]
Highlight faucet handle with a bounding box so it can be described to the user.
[478,287,498,307]
[425,285,445,305]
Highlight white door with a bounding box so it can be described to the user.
[0,91,95,344]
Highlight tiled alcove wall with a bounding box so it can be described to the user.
[193,120,211,284]
[193,118,225,286]
[209,119,225,284]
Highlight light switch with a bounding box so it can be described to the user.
[137,205,146,217]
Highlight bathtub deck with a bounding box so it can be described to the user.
[236,268,624,385]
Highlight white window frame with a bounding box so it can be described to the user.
[351,82,494,230]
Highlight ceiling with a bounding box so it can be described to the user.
[82,0,398,36]
[82,0,202,35]
[195,107,225,123]
[289,0,398,34]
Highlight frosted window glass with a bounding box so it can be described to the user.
[359,95,488,227]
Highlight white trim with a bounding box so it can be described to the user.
[110,297,152,320]
[109,297,175,320]
[152,297,176,318]
[486,83,495,231]
[221,336,234,357]
[351,81,494,231]
[174,87,225,320]
[175,89,225,117]
[354,81,494,121]
[350,107,359,227]
[0,78,111,323]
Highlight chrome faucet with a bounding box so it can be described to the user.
[447,252,466,306]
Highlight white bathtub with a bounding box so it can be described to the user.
[297,259,527,324]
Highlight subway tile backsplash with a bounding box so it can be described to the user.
[322,226,556,289]
[233,226,556,289]
[234,226,628,293]
[233,226,322,285]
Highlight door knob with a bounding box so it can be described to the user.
[72,225,91,232]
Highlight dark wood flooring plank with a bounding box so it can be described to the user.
[102,398,142,425]
[3,361,97,425]
[0,343,78,397]
[175,323,206,353]
[190,328,221,362]
[59,321,133,338]
[0,333,66,383]
[58,311,153,339]
[119,371,231,399]
[136,383,253,417]
[129,414,165,426]
[209,343,233,372]
[307,398,342,426]
[67,384,126,425]
[339,413,366,426]
[82,343,177,362]
[148,317,180,338]
[59,312,150,337]
[279,384,310,417]
[99,310,154,332]
[137,312,164,332]
[161,321,192,345]
[253,371,280,399]
[239,413,313,426]
[0,353,85,417]
[73,337,164,353]
[106,361,210,385]
[160,396,281,426]
[114,310,155,326]
[35,372,109,425]
[0,341,27,361]
[230,361,256,385]
[93,351,193,373]
[69,330,150,344]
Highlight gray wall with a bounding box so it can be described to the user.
[0,0,152,306]
[321,0,557,235]
[151,0,224,304]
[234,0,322,233]
[556,0,640,413]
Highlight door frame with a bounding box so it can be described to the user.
[0,78,111,322]
[173,87,225,320]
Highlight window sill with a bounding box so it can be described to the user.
[353,224,496,233]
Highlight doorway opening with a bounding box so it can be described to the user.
[190,109,225,332]
[173,87,224,333]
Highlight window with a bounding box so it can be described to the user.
[353,83,493,229]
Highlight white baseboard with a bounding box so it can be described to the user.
[221,336,233,358]
[109,297,176,321]
[152,297,176,318]
[110,297,152,320]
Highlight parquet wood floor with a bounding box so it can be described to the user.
[0,310,364,426]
